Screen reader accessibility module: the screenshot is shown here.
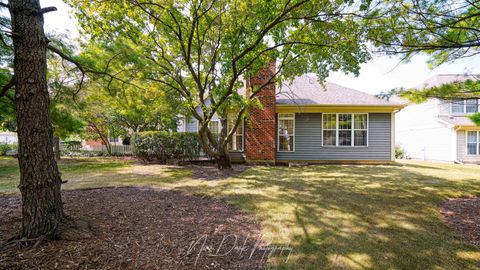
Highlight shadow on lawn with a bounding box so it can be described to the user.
[3,158,479,269]
[178,165,480,269]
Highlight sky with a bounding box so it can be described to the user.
[35,0,480,95]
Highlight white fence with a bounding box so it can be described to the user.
[61,144,133,155]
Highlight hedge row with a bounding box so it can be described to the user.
[134,131,202,163]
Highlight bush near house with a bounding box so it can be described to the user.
[0,144,17,156]
[134,132,202,163]
[395,145,406,159]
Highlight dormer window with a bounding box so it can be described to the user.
[451,99,479,114]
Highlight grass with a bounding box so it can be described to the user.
[1,157,479,269]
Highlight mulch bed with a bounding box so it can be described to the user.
[190,164,250,181]
[0,187,267,269]
[440,197,480,247]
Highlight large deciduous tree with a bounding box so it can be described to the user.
[369,0,480,124]
[3,0,66,239]
[79,39,181,135]
[369,0,480,65]
[68,0,374,169]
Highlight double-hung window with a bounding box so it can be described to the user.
[322,113,368,147]
[227,118,244,152]
[278,113,295,152]
[452,99,480,114]
[322,114,337,146]
[338,114,352,146]
[467,131,479,155]
[466,99,479,113]
[354,114,368,146]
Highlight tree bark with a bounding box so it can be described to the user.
[197,118,233,170]
[217,116,232,170]
[216,153,232,170]
[54,136,61,160]
[9,0,65,239]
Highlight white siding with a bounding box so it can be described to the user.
[396,99,441,129]
[176,116,186,132]
[0,132,18,144]
[396,99,456,162]
[397,127,455,162]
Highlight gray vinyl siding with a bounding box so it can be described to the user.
[456,131,480,163]
[229,151,246,163]
[186,117,198,132]
[276,113,392,161]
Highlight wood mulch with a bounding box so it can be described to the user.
[0,187,267,269]
[439,197,480,247]
[190,164,250,181]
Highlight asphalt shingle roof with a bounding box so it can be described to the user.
[416,74,480,89]
[276,75,401,106]
[438,116,476,127]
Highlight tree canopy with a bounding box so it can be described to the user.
[370,0,479,125]
[368,0,480,66]
[67,0,375,168]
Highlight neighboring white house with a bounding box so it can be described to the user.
[396,74,480,164]
[0,131,18,144]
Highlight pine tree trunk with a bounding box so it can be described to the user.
[9,0,65,239]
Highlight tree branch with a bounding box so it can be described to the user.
[0,76,14,97]
[38,7,57,14]
[47,44,143,91]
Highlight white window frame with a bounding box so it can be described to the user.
[322,113,337,146]
[451,99,480,114]
[338,113,353,147]
[208,119,220,136]
[322,113,369,147]
[277,113,295,152]
[228,119,245,152]
[465,131,480,156]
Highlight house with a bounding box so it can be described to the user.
[396,74,480,164]
[178,65,404,164]
[0,131,17,144]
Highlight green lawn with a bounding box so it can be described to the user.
[1,157,479,269]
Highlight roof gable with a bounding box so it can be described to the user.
[276,75,400,106]
[416,74,480,89]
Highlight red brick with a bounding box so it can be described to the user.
[245,62,276,162]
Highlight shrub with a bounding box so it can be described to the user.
[395,145,406,159]
[64,140,82,151]
[134,131,202,163]
[0,144,18,156]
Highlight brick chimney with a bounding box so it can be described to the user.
[245,62,276,163]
